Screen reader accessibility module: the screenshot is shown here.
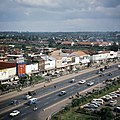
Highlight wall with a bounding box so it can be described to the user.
[0,67,16,80]
[91,53,108,62]
[26,63,38,74]
[44,60,55,70]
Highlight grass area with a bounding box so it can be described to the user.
[51,79,120,120]
[33,75,44,82]
[52,109,98,120]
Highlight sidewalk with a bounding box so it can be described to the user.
[0,67,95,102]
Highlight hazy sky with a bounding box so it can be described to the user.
[0,0,120,32]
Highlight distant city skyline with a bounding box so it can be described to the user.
[0,0,120,32]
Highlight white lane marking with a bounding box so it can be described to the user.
[21,113,26,116]
[44,102,49,105]
[25,106,29,109]
[69,86,75,90]
[46,96,51,99]
[37,101,41,103]
[54,97,59,101]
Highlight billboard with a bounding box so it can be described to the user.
[16,63,26,77]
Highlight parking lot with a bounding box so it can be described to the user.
[82,88,120,115]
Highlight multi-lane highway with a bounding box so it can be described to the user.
[0,64,119,120]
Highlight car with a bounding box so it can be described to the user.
[96,70,102,74]
[108,73,112,76]
[59,91,66,96]
[28,90,36,96]
[109,100,117,106]
[33,106,38,111]
[84,103,99,108]
[114,107,120,112]
[87,81,94,86]
[99,73,104,77]
[91,101,101,107]
[25,95,32,100]
[104,66,109,69]
[100,68,105,72]
[27,98,38,105]
[101,95,112,101]
[9,110,20,117]
[70,79,75,83]
[109,93,118,99]
[78,80,86,84]
[91,99,104,105]
[10,100,19,105]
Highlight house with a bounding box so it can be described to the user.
[70,50,90,64]
[50,49,79,72]
[77,42,113,46]
[61,41,75,46]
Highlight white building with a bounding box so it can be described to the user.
[0,67,16,84]
[41,55,56,70]
[91,51,118,62]
[26,63,39,75]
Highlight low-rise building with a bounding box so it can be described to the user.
[0,62,16,84]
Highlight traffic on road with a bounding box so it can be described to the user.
[0,63,119,120]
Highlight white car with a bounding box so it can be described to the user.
[84,103,99,108]
[101,95,112,101]
[87,81,94,86]
[59,91,66,96]
[25,95,32,100]
[78,80,86,84]
[10,110,20,117]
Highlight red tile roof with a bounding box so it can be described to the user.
[0,62,16,70]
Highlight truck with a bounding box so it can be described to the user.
[27,98,37,105]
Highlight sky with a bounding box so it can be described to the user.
[0,0,120,32]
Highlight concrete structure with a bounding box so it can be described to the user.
[0,67,16,84]
[26,63,39,75]
[70,50,90,64]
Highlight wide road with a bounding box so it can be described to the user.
[0,64,119,120]
[0,64,118,111]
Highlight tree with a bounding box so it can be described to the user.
[109,42,119,51]
[71,98,80,107]
[99,107,114,120]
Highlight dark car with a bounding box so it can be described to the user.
[28,91,36,96]
[104,66,109,69]
[100,68,105,72]
[70,79,75,83]
[10,100,19,105]
[108,73,112,76]
[99,73,104,77]
[114,107,120,113]
[96,70,101,74]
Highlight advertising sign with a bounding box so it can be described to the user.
[17,63,26,77]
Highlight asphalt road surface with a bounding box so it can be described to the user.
[0,64,119,120]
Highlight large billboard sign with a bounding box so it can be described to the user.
[16,63,26,77]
